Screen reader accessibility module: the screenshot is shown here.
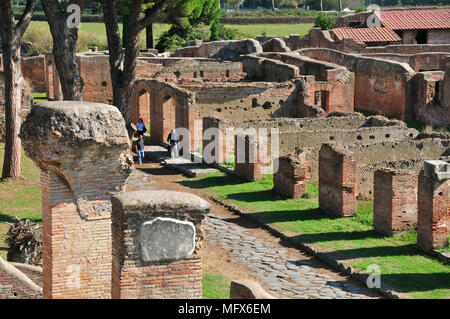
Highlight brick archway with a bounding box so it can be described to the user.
[130,81,152,127]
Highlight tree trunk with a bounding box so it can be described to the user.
[146,22,153,50]
[320,0,323,11]
[41,0,84,101]
[339,0,343,11]
[0,0,35,179]
[1,42,23,179]
[101,0,174,134]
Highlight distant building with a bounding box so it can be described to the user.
[334,7,450,45]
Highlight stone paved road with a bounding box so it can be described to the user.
[205,213,378,299]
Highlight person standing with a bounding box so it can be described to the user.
[135,135,145,164]
[167,129,179,158]
[136,118,147,137]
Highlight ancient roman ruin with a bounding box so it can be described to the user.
[0,6,449,299]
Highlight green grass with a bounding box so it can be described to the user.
[228,23,313,39]
[33,92,48,103]
[182,171,450,299]
[27,21,312,53]
[0,144,42,260]
[202,273,231,299]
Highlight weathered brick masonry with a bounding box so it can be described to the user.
[417,160,450,252]
[319,144,357,217]
[273,152,311,198]
[373,169,418,236]
[111,190,209,299]
[20,101,133,298]
[234,134,267,182]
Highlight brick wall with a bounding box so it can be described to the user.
[273,152,311,198]
[319,144,357,217]
[111,190,209,299]
[373,169,418,236]
[234,134,266,181]
[20,101,133,299]
[417,160,450,252]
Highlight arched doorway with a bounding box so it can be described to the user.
[162,95,176,141]
[131,82,151,131]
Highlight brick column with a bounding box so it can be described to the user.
[234,134,266,181]
[273,152,311,198]
[20,101,133,298]
[111,190,209,299]
[417,160,450,252]
[373,169,418,236]
[319,143,357,217]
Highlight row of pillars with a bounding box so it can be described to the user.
[20,101,209,299]
[231,137,449,252]
[317,144,449,252]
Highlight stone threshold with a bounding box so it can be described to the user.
[207,196,406,300]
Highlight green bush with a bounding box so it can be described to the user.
[156,24,211,52]
[210,22,236,41]
[314,12,335,30]
[355,7,367,13]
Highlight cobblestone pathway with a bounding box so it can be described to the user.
[205,213,377,299]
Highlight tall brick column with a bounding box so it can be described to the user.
[417,160,450,252]
[234,134,266,181]
[319,144,357,217]
[273,152,311,198]
[111,190,209,299]
[20,102,133,299]
[373,169,418,236]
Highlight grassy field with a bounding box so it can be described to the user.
[181,172,450,299]
[0,144,42,260]
[26,21,313,53]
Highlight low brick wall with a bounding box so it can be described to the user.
[111,190,209,299]
[373,169,418,236]
[319,144,357,217]
[273,153,311,198]
[417,160,450,252]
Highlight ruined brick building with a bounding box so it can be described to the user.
[0,6,449,298]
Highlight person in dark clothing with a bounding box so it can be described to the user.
[135,135,145,164]
[167,129,179,158]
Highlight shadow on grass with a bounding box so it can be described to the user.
[381,273,450,293]
[248,208,327,224]
[0,213,42,224]
[291,230,379,244]
[226,190,279,202]
[178,174,247,189]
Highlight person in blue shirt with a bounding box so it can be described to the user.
[136,118,147,137]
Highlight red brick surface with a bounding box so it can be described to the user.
[319,144,357,217]
[373,169,418,236]
[417,170,450,251]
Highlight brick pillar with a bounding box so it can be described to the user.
[373,169,418,236]
[202,117,229,164]
[20,101,133,299]
[234,134,266,181]
[273,152,311,198]
[319,143,357,217]
[111,190,209,299]
[417,160,450,252]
